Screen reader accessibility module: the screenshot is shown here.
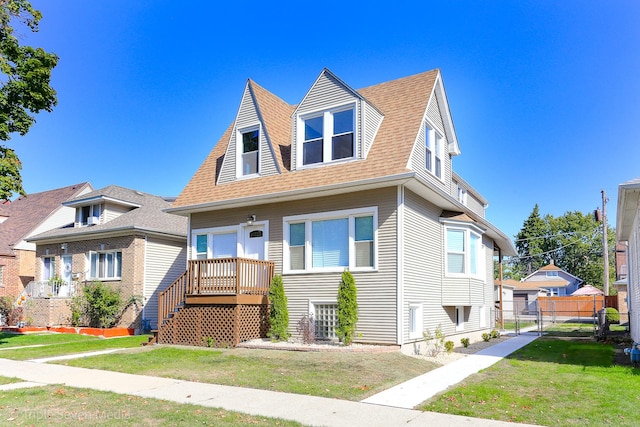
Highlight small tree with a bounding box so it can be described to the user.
[267,274,289,341]
[336,270,358,345]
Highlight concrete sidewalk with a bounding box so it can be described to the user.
[363,332,539,408]
[0,334,542,427]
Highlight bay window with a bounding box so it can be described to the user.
[284,207,377,273]
[445,225,484,278]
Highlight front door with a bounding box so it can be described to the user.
[60,255,72,297]
[243,225,265,260]
[243,225,267,291]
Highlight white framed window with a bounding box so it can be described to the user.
[408,303,423,339]
[298,105,356,167]
[457,184,467,205]
[191,226,239,260]
[425,124,444,179]
[444,223,484,278]
[237,126,259,177]
[455,306,465,331]
[42,256,56,280]
[88,251,122,280]
[283,207,377,273]
[546,271,559,277]
[479,305,486,328]
[77,204,101,226]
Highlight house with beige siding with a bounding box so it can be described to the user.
[617,178,640,343]
[27,185,187,331]
[165,68,516,349]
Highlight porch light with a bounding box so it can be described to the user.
[61,243,67,251]
[247,214,256,226]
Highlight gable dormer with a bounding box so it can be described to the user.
[217,80,280,184]
[291,69,383,171]
[409,72,460,187]
[63,187,141,227]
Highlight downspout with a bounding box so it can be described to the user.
[396,185,405,345]
[498,246,504,329]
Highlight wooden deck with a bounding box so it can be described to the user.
[156,258,275,347]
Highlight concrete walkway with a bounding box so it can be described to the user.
[363,332,540,408]
[0,333,542,427]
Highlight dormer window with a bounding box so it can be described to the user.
[300,106,355,167]
[425,124,443,179]
[77,204,101,226]
[240,127,259,176]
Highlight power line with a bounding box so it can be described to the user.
[509,238,582,260]
[513,231,578,243]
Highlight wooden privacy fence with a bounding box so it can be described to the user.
[538,295,609,317]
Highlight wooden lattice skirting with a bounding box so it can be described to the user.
[157,304,269,347]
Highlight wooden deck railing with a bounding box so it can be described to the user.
[158,270,188,326]
[188,258,274,295]
[158,258,275,326]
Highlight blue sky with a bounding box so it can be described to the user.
[14,1,640,239]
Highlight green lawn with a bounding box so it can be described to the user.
[0,335,149,360]
[0,332,100,348]
[420,337,639,426]
[0,384,302,426]
[60,346,436,401]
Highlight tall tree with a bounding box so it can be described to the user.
[511,206,616,289]
[513,204,549,277]
[0,0,58,200]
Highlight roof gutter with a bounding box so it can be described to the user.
[27,226,186,244]
[166,172,416,216]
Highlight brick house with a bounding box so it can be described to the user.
[27,185,187,330]
[0,183,92,299]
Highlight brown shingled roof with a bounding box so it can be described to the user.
[173,69,439,209]
[0,183,91,255]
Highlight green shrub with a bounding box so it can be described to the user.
[71,282,139,328]
[482,333,491,342]
[491,329,501,339]
[336,270,358,345]
[605,307,620,324]
[460,337,470,348]
[0,296,13,325]
[445,340,455,353]
[267,274,290,341]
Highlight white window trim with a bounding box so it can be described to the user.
[408,302,423,339]
[442,221,485,279]
[191,225,241,260]
[309,300,338,340]
[236,124,261,179]
[283,206,378,274]
[425,122,444,181]
[296,102,358,169]
[87,250,122,281]
[77,203,102,227]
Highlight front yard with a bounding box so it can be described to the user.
[421,324,639,426]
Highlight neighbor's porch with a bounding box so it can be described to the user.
[156,258,275,347]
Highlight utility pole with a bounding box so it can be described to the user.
[601,190,609,296]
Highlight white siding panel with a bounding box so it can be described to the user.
[144,237,187,330]
[190,187,399,344]
[104,203,131,223]
[362,101,383,159]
